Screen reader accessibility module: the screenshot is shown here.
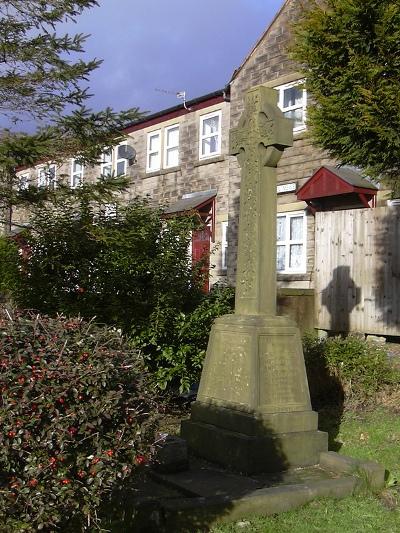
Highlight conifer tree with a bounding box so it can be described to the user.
[0,1,143,230]
[292,0,400,190]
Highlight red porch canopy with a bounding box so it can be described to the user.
[297,166,378,213]
[164,190,217,293]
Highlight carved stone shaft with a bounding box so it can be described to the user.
[230,86,293,316]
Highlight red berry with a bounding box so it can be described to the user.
[77,470,86,479]
[7,430,16,438]
[61,479,70,485]
[135,454,147,465]
[28,479,38,487]
[105,449,114,457]
[68,426,77,436]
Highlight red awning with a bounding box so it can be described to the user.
[297,166,378,212]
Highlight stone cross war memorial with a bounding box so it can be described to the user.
[182,85,328,474]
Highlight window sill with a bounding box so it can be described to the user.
[277,273,310,282]
[144,166,181,178]
[194,155,225,167]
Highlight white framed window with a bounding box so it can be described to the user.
[147,130,161,172]
[276,81,307,132]
[101,149,112,177]
[37,164,56,188]
[104,203,117,218]
[164,125,179,168]
[199,110,221,159]
[221,221,228,270]
[18,173,30,190]
[70,159,84,188]
[115,144,128,175]
[277,211,307,274]
[101,144,130,177]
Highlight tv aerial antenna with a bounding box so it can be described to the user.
[155,88,191,110]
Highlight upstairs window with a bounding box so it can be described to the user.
[199,111,221,159]
[38,164,56,188]
[71,159,84,188]
[101,150,112,177]
[100,144,129,177]
[147,130,161,172]
[277,211,307,274]
[276,81,307,132]
[164,125,179,168]
[115,144,128,175]
[18,173,30,190]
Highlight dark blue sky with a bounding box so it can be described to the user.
[66,0,284,115]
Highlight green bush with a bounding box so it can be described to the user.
[303,333,398,405]
[134,284,235,392]
[0,236,21,302]
[0,309,160,531]
[11,195,203,332]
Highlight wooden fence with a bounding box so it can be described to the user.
[315,206,400,336]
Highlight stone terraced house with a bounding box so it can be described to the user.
[14,0,398,336]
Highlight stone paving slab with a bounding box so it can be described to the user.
[152,466,263,498]
[158,473,358,532]
[108,452,385,532]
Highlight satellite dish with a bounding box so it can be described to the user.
[118,144,136,164]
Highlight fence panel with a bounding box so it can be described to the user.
[315,207,400,336]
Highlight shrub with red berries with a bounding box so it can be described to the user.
[0,309,160,531]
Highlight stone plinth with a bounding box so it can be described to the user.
[181,314,327,473]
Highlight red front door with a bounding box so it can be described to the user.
[192,226,211,293]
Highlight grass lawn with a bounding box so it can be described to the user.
[211,408,400,533]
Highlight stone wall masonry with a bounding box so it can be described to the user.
[13,99,231,283]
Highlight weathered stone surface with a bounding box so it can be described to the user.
[196,315,311,413]
[152,467,263,498]
[159,472,357,531]
[181,417,327,474]
[320,451,386,491]
[151,435,188,474]
[182,86,327,473]
[229,86,293,316]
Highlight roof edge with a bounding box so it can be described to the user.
[123,86,230,133]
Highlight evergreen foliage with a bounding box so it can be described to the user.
[0,1,144,231]
[292,0,400,189]
[0,0,99,122]
[0,235,21,301]
[12,195,203,332]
